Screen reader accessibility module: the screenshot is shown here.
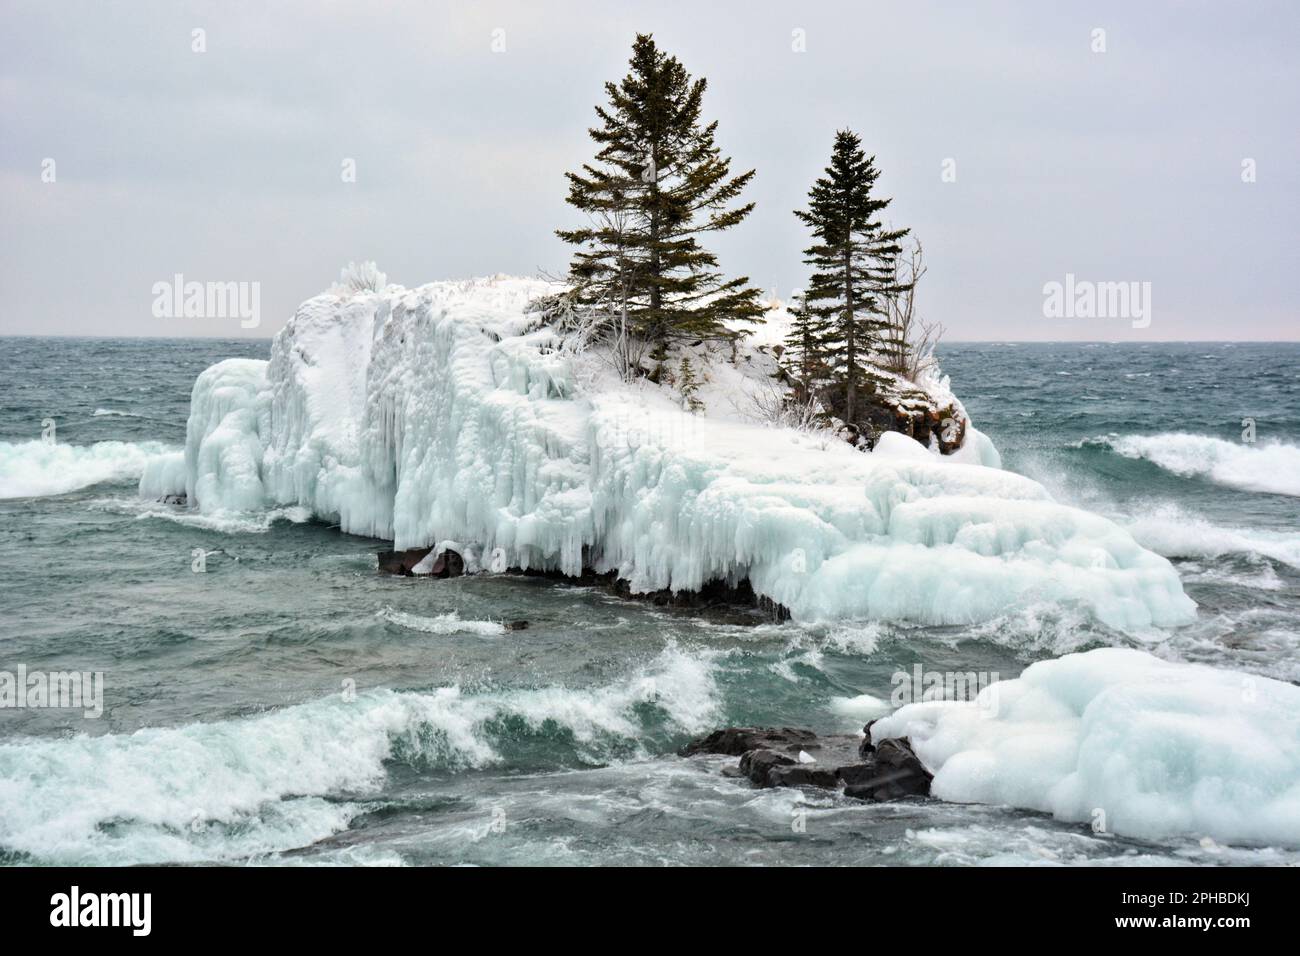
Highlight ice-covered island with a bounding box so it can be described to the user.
[137,271,1300,848]
[143,272,1194,630]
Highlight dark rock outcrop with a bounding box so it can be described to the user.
[376,546,464,577]
[739,749,795,784]
[377,546,433,576]
[375,547,787,621]
[791,363,966,456]
[681,723,933,802]
[428,549,464,578]
[681,726,819,758]
[842,737,932,801]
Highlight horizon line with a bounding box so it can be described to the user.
[3,333,1299,345]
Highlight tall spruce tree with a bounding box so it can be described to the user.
[794,130,909,424]
[557,34,762,365]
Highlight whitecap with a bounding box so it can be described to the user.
[1101,432,1300,497]
[376,607,506,636]
[0,439,178,499]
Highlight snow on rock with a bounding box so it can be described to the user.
[868,647,1300,847]
[169,275,1196,629]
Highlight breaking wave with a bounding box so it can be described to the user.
[0,439,177,500]
[0,644,720,865]
[1089,433,1300,497]
[377,608,507,636]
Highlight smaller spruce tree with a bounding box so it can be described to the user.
[794,130,909,425]
[677,356,704,412]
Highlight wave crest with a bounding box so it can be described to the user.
[0,439,177,499]
[1091,432,1300,497]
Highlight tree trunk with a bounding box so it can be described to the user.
[648,148,663,352]
[843,243,856,425]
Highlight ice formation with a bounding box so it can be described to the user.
[869,647,1300,846]
[156,275,1196,629]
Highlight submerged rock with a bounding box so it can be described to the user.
[682,724,933,801]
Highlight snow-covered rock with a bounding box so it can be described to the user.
[868,647,1300,847]
[161,275,1196,629]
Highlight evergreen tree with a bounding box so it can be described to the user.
[676,356,704,412]
[557,34,762,365]
[782,291,834,404]
[794,130,909,424]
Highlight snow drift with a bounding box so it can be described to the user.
[869,647,1300,847]
[154,275,1196,629]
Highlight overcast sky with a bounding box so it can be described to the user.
[1,0,1296,341]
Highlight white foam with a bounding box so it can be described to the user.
[91,498,312,534]
[0,644,720,864]
[1123,503,1300,569]
[829,692,891,725]
[377,607,506,636]
[870,647,1300,847]
[1102,432,1300,497]
[0,439,177,499]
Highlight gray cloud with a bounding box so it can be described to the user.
[1,0,1296,340]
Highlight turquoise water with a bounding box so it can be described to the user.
[1,338,1297,866]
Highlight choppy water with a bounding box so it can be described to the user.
[1,337,1297,866]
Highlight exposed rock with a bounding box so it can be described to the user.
[810,366,967,455]
[843,736,932,801]
[429,549,465,578]
[159,493,187,506]
[681,726,821,758]
[608,575,790,623]
[858,720,878,757]
[767,763,840,789]
[376,545,465,577]
[377,546,433,576]
[504,620,529,631]
[681,723,933,801]
[739,749,796,785]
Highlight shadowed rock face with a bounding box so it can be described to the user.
[681,725,933,801]
[376,550,790,621]
[376,547,465,577]
[681,727,819,757]
[428,550,465,577]
[377,546,433,576]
